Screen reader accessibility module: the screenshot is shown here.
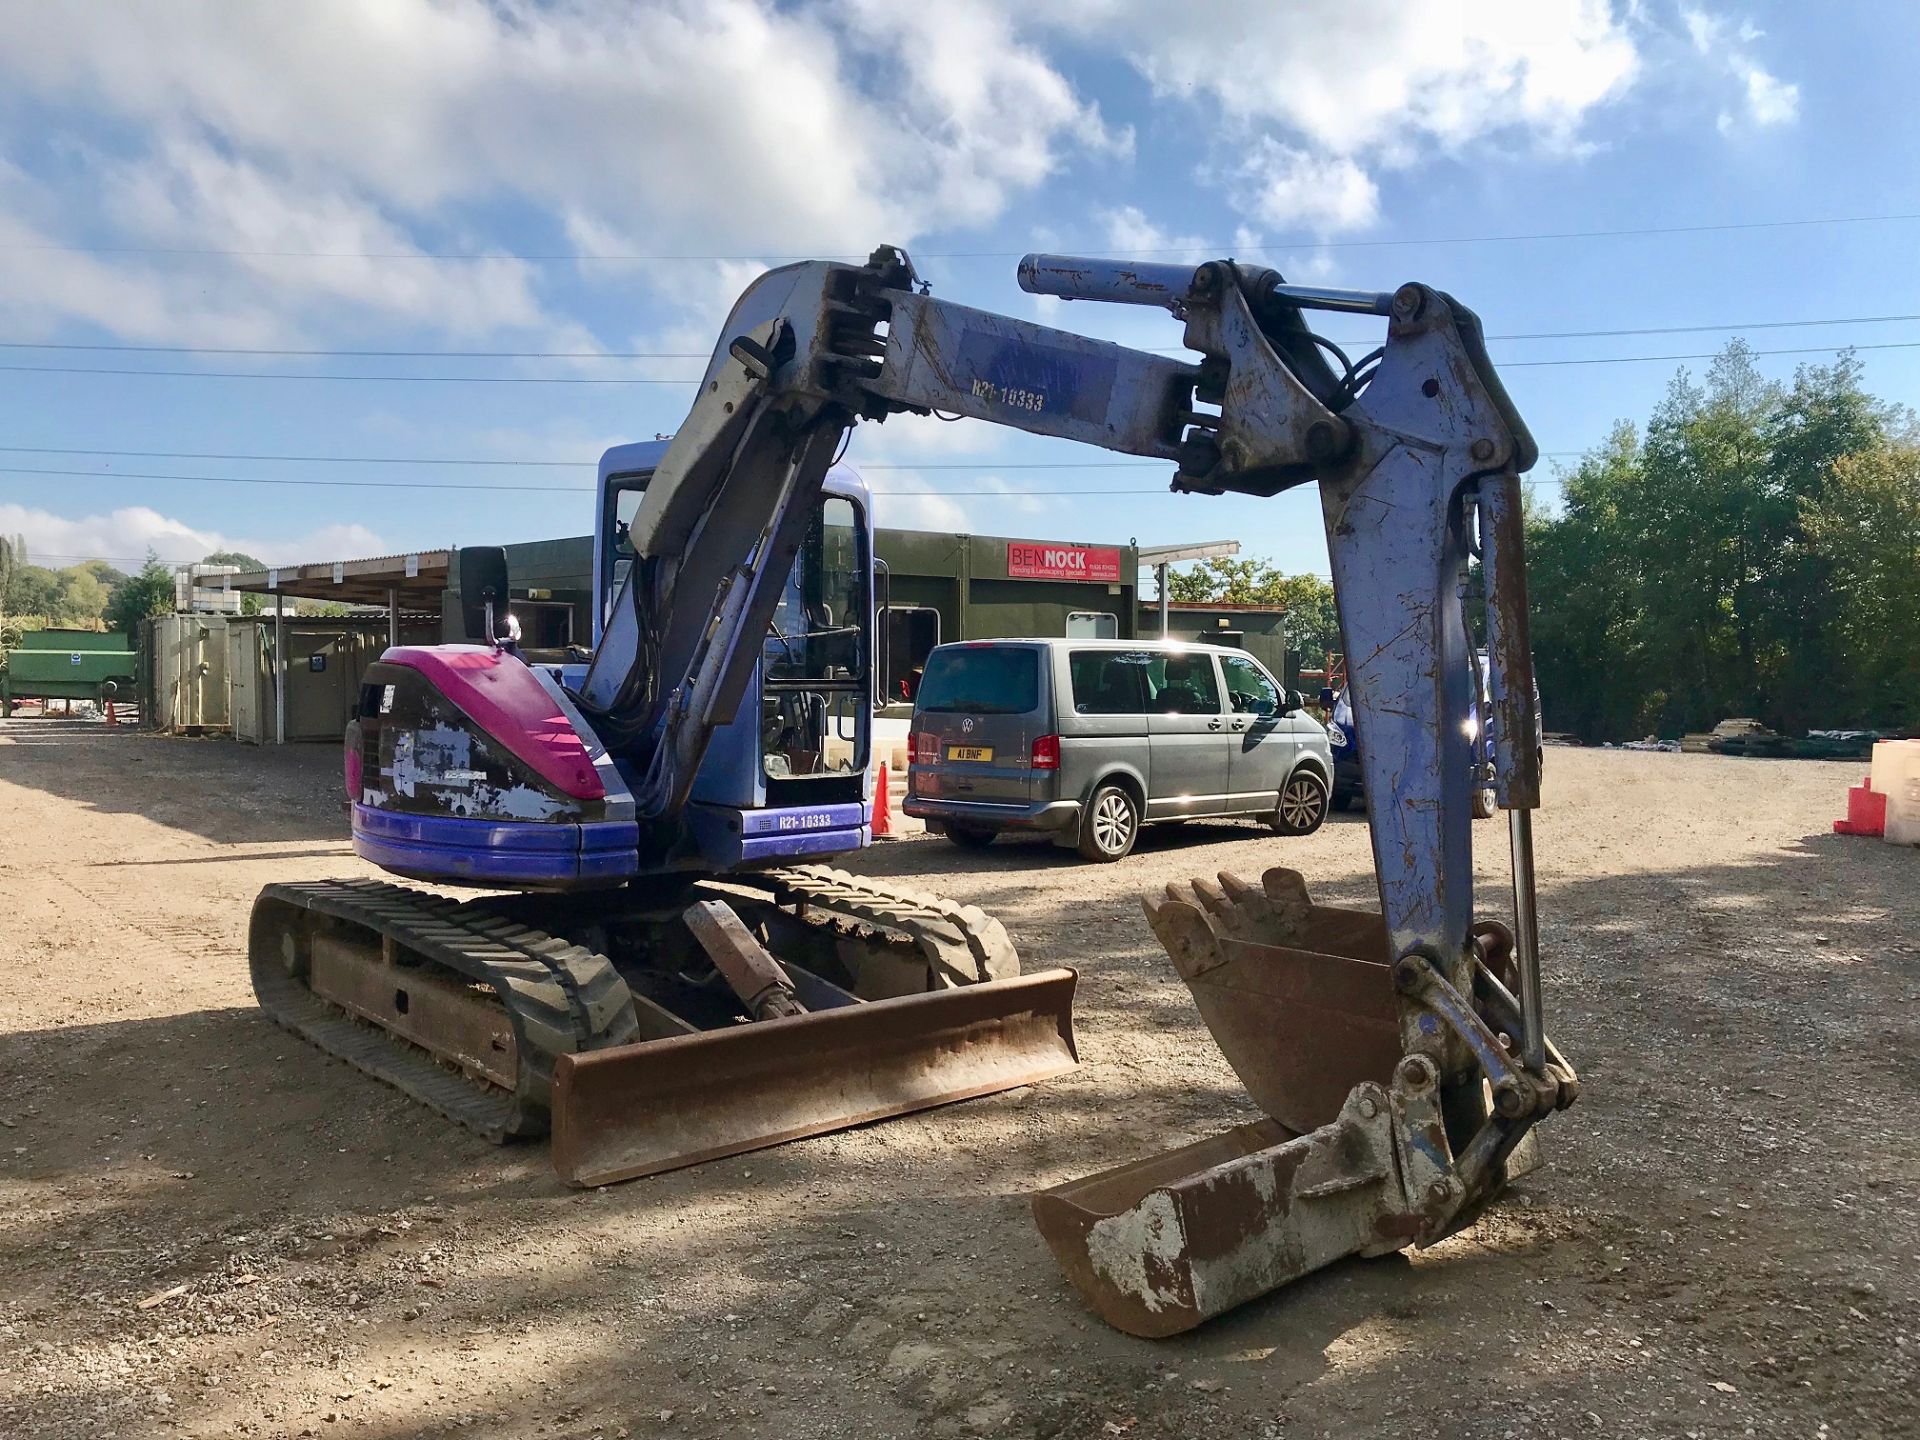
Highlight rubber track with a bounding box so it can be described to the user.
[250,879,639,1143]
[739,864,1021,985]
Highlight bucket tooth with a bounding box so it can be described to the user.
[1141,867,1400,1135]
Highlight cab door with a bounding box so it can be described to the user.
[1220,652,1293,812]
[1144,651,1230,817]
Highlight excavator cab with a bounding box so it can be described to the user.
[253,432,1077,1187]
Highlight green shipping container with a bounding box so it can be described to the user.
[1,628,137,715]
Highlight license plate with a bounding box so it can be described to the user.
[946,745,994,763]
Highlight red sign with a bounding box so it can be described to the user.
[1006,541,1121,583]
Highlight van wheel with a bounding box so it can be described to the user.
[945,823,998,850]
[1272,770,1329,836]
[1471,785,1497,821]
[1077,784,1140,862]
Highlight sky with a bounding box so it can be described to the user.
[0,0,1915,587]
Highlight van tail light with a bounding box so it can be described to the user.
[910,731,939,764]
[1031,734,1061,771]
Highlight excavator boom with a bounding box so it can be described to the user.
[585,245,1573,1332]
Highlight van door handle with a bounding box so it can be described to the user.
[1207,718,1223,731]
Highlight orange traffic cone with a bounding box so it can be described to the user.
[872,762,894,839]
[104,698,118,727]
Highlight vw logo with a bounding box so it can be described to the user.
[961,717,975,733]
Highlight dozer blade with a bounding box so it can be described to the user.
[551,968,1078,1186]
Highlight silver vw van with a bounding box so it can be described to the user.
[903,638,1333,862]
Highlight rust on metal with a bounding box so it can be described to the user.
[1141,868,1399,1133]
[683,899,806,1020]
[551,968,1078,1187]
[306,932,517,1089]
[1031,1086,1404,1338]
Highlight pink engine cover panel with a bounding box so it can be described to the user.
[381,645,606,801]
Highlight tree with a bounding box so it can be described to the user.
[1526,340,1912,740]
[1163,556,1341,664]
[6,565,64,621]
[81,558,128,590]
[202,549,267,571]
[55,566,109,625]
[104,551,177,638]
[1167,556,1277,604]
[1800,441,1920,729]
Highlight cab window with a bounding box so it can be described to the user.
[1220,654,1281,716]
[882,606,941,704]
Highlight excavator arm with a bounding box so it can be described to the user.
[575,245,1576,1332]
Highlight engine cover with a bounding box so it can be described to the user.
[348,646,637,890]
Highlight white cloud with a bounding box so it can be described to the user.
[1041,0,1641,232]
[1739,65,1799,128]
[0,1,1119,348]
[1099,206,1210,258]
[1232,142,1381,235]
[0,503,388,569]
[870,473,1055,536]
[1681,8,1799,133]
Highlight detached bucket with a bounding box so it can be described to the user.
[1031,869,1414,1336]
[552,968,1078,1186]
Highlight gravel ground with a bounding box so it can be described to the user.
[1,717,1916,1440]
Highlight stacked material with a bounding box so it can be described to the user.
[1876,740,1920,845]
[1796,730,1880,761]
[1833,740,1920,842]
[1707,718,1790,757]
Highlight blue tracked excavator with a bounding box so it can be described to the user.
[251,245,1576,1335]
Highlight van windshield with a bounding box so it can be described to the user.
[917,647,1038,714]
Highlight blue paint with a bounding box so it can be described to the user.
[954,330,1117,426]
[352,804,638,888]
[684,800,869,868]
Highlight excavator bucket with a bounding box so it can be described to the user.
[552,968,1078,1186]
[1032,869,1417,1336]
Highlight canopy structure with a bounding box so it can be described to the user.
[220,551,451,743]
[1137,539,1242,636]
[220,551,451,609]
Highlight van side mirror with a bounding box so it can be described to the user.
[459,546,510,641]
[1317,686,1336,709]
[1285,689,1305,713]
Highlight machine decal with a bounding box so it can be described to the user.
[955,331,1117,425]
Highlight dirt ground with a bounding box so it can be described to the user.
[1,718,1915,1440]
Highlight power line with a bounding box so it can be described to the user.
[7,210,1920,264]
[8,337,1917,388]
[10,310,1920,360]
[0,364,688,384]
[0,341,708,359]
[1502,339,1920,368]
[0,444,586,467]
[0,463,1192,498]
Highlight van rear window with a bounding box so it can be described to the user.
[917,647,1039,714]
